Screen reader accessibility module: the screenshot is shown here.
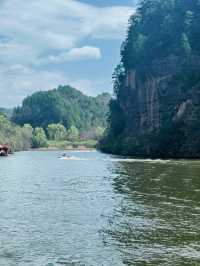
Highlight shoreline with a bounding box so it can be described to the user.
[31,147,97,152]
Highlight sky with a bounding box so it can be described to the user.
[0,0,136,107]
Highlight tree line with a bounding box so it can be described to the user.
[0,112,104,150]
[0,85,110,150]
[12,85,110,132]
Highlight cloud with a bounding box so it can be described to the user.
[0,66,69,107]
[47,46,101,63]
[0,0,135,106]
[0,65,110,107]
[0,0,134,57]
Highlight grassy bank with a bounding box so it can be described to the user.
[46,139,97,150]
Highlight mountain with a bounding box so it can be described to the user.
[12,85,111,132]
[0,108,13,118]
[100,0,200,158]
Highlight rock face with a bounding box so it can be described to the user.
[101,55,200,158]
[109,56,200,158]
[100,0,200,158]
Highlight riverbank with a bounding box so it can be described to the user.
[32,139,97,151]
[32,147,97,151]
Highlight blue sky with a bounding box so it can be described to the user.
[0,0,136,107]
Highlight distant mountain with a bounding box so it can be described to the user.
[0,108,13,118]
[12,85,111,131]
[100,0,200,158]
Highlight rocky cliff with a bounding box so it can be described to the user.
[100,0,200,158]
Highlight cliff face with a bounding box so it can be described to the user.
[115,56,200,157]
[100,0,200,158]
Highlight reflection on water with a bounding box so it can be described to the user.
[0,151,200,265]
[106,160,200,265]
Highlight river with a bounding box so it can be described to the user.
[0,151,200,265]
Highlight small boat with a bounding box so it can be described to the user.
[0,144,11,156]
[59,153,74,160]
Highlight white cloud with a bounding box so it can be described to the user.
[0,0,135,106]
[0,66,69,107]
[47,46,101,63]
[0,65,110,107]
[0,0,134,60]
[69,78,112,97]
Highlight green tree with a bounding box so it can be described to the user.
[0,114,33,151]
[12,85,111,132]
[32,127,48,148]
[181,33,191,56]
[67,125,79,141]
[184,10,193,32]
[47,123,67,140]
[112,63,125,97]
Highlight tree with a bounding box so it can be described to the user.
[80,127,105,140]
[21,124,33,149]
[32,127,48,148]
[12,85,111,132]
[181,33,191,56]
[47,123,67,140]
[67,125,79,141]
[112,63,125,97]
[184,10,193,32]
[0,114,33,151]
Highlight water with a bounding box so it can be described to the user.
[0,151,200,265]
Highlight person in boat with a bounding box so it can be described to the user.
[60,153,71,159]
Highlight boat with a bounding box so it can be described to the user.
[0,144,10,156]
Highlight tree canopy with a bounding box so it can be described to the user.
[121,0,200,69]
[0,113,33,151]
[12,85,111,132]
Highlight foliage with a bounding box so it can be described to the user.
[32,127,48,148]
[0,113,33,151]
[0,108,13,118]
[80,126,104,141]
[47,123,67,140]
[101,0,200,158]
[12,85,111,132]
[112,63,125,97]
[121,0,200,69]
[67,125,79,141]
[48,139,97,149]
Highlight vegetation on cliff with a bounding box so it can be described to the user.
[100,0,200,158]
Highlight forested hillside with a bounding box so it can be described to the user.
[100,0,200,158]
[12,85,110,132]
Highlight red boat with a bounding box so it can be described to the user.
[0,144,11,156]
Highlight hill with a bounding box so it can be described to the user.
[100,0,200,158]
[0,108,13,118]
[12,85,111,132]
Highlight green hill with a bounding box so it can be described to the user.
[12,85,111,132]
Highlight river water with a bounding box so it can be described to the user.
[0,151,200,265]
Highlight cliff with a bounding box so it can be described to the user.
[100,0,200,158]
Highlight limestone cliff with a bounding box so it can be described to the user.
[114,56,200,157]
[100,0,200,158]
